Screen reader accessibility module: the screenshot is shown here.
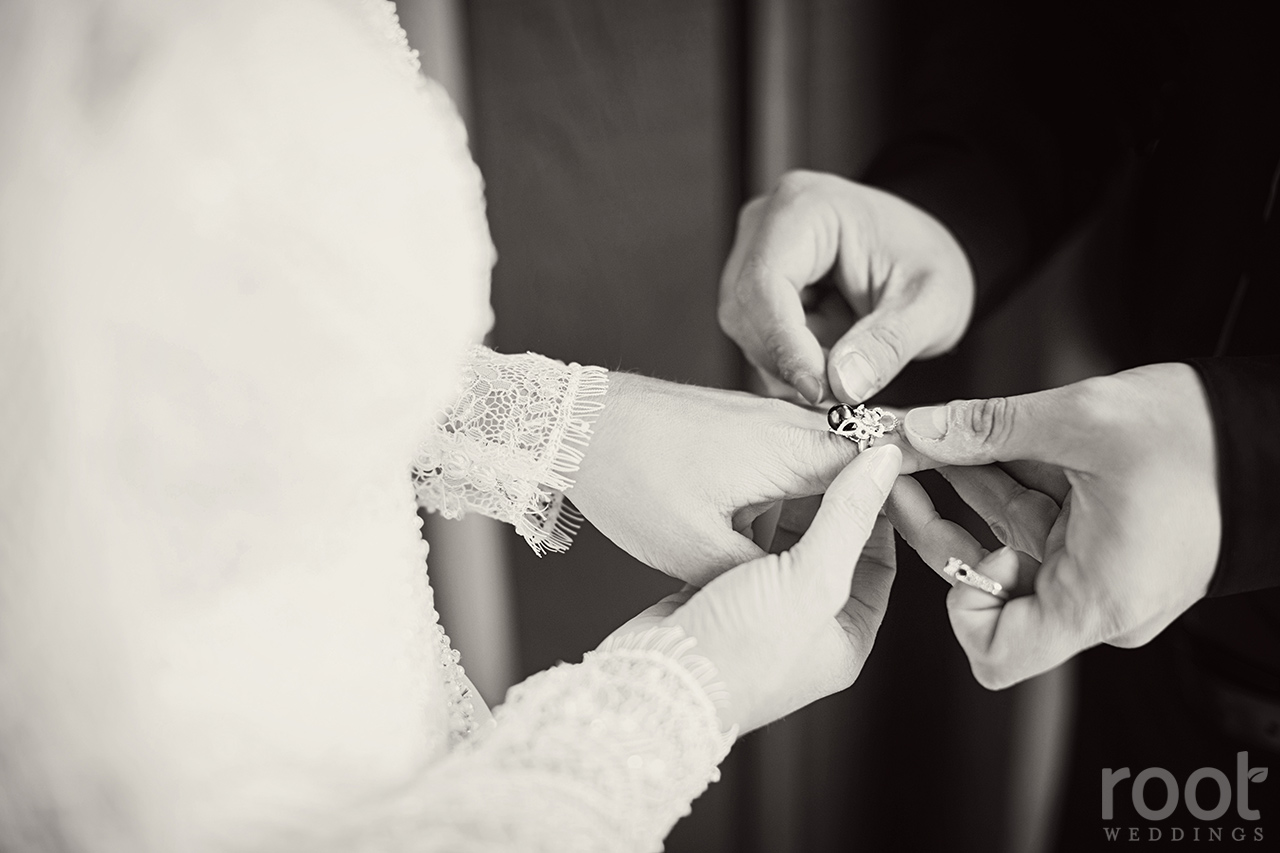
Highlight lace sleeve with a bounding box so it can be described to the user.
[374,627,738,853]
[412,346,609,555]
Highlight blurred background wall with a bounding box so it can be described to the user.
[397,2,1118,850]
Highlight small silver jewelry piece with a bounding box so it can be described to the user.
[827,403,900,452]
[943,557,1011,601]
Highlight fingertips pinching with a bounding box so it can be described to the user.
[858,443,902,493]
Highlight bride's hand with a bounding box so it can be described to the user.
[608,445,901,734]
[885,363,1220,689]
[568,371,923,586]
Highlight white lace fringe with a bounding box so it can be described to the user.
[525,364,609,555]
[413,348,609,556]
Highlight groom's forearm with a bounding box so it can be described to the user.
[1187,356,1280,596]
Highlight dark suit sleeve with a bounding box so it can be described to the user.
[861,0,1129,317]
[1187,357,1280,597]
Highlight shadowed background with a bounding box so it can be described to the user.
[400,2,1115,850]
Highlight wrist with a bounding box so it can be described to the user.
[1129,362,1222,597]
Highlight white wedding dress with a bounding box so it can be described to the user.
[0,1,732,851]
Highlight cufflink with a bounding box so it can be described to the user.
[827,403,900,452]
[943,557,1011,601]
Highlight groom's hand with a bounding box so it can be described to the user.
[717,171,974,405]
[567,372,925,586]
[887,363,1221,689]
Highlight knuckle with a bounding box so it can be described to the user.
[833,660,860,692]
[776,169,819,197]
[1095,592,1140,641]
[1003,488,1054,531]
[1107,617,1162,649]
[970,659,1015,691]
[737,196,767,229]
[1108,632,1147,650]
[1067,376,1130,432]
[738,254,775,294]
[718,261,781,340]
[1067,375,1109,409]
[761,327,800,375]
[716,298,743,337]
[791,429,858,486]
[863,322,911,370]
[965,396,1016,447]
[988,517,1014,546]
[958,627,1019,691]
[1023,490,1061,519]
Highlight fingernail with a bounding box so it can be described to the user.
[794,373,823,405]
[906,406,949,440]
[834,353,877,402]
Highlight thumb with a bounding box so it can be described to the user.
[827,302,940,404]
[788,445,901,608]
[901,384,1095,469]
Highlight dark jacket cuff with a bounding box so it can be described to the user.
[1186,357,1280,597]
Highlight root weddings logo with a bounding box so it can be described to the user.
[1101,752,1268,842]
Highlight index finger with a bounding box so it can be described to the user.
[788,445,901,608]
[720,190,841,402]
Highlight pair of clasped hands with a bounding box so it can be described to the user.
[566,172,1221,737]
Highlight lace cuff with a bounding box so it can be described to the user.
[413,346,609,554]
[402,626,736,852]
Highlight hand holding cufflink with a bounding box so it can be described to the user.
[716,171,975,405]
[943,557,1010,601]
[883,364,1220,690]
[764,403,918,555]
[826,403,901,452]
